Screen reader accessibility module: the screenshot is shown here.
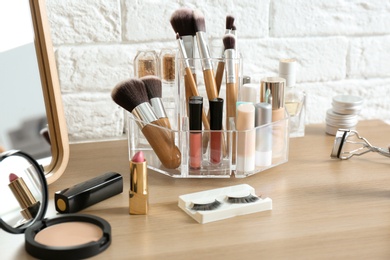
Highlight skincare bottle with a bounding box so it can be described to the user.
[279,59,305,137]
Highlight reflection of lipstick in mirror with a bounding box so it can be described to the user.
[8,173,41,220]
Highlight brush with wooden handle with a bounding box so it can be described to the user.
[140,75,171,129]
[223,33,238,163]
[215,15,235,94]
[111,79,181,169]
[170,8,197,110]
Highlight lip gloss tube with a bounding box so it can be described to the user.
[189,96,203,170]
[209,98,224,164]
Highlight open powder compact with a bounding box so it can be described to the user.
[0,150,111,259]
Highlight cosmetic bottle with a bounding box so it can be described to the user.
[260,77,286,158]
[134,50,158,78]
[279,58,306,137]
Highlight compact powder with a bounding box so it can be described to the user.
[35,221,103,247]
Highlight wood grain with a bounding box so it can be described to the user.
[2,120,390,259]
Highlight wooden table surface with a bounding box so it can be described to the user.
[2,120,390,259]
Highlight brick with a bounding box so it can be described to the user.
[46,0,121,44]
[270,0,390,37]
[348,36,390,78]
[62,93,124,141]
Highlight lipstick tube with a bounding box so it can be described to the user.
[8,173,41,220]
[129,152,148,215]
[209,98,224,164]
[189,96,203,170]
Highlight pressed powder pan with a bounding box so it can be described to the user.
[0,151,111,260]
[25,214,111,259]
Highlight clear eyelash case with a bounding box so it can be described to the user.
[178,184,272,224]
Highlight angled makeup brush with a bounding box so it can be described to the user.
[111,79,181,169]
[140,75,171,129]
[223,33,238,163]
[215,15,236,94]
[193,9,219,102]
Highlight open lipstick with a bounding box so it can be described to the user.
[129,151,148,215]
[8,173,41,220]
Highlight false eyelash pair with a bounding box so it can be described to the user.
[191,194,260,211]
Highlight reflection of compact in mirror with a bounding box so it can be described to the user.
[0,151,111,259]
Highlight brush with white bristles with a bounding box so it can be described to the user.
[111,79,181,169]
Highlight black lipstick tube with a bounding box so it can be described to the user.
[55,172,123,213]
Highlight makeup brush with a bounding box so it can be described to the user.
[140,75,171,129]
[170,7,197,105]
[215,15,235,94]
[193,9,219,102]
[111,79,181,169]
[223,33,238,162]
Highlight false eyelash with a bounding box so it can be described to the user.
[191,200,222,211]
[227,194,260,204]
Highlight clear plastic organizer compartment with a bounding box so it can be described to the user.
[127,113,289,178]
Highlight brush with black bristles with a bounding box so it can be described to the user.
[170,7,196,64]
[111,78,181,169]
[215,14,236,94]
[193,9,219,104]
[170,8,197,114]
[140,75,171,129]
[223,33,238,163]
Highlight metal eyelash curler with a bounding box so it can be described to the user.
[331,129,390,160]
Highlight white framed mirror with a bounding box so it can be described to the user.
[0,0,69,184]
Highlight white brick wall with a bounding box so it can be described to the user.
[45,0,390,141]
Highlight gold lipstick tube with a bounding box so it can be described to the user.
[129,160,148,215]
[8,176,41,220]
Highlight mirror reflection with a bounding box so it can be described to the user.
[0,154,43,229]
[0,0,51,161]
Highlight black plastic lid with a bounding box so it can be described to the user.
[209,98,224,130]
[189,96,203,131]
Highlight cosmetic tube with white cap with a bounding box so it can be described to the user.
[236,103,256,174]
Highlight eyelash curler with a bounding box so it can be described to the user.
[331,129,390,160]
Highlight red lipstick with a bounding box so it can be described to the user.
[129,151,148,215]
[8,173,41,220]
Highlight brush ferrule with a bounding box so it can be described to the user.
[132,102,158,127]
[182,35,195,72]
[196,31,213,70]
[150,97,167,120]
[224,49,236,83]
[177,38,190,69]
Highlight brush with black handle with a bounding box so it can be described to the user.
[140,75,171,129]
[111,78,181,169]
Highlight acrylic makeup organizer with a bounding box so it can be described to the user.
[128,57,289,178]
